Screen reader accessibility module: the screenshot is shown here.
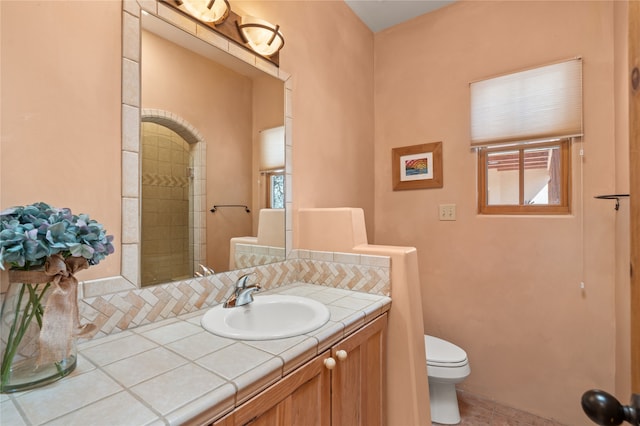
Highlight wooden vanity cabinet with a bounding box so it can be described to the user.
[212,313,387,426]
[330,313,387,426]
[215,353,331,426]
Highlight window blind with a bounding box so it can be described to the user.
[259,126,285,172]
[470,58,583,148]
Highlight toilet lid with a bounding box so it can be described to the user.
[424,335,468,365]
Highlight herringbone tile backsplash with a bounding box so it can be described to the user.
[78,251,390,339]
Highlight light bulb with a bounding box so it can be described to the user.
[181,0,229,24]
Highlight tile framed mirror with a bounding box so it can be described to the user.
[83,0,293,297]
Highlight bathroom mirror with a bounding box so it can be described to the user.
[138,11,285,286]
[110,0,292,294]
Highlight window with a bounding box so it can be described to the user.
[267,172,285,209]
[478,139,571,214]
[470,58,582,215]
[259,126,285,209]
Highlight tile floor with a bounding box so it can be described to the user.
[433,390,568,425]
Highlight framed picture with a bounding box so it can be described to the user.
[392,142,443,190]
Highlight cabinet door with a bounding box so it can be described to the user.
[217,351,331,426]
[331,313,387,426]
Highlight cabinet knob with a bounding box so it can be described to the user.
[336,350,348,361]
[324,357,336,370]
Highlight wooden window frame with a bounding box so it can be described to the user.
[477,139,571,215]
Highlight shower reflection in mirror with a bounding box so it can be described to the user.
[140,115,207,286]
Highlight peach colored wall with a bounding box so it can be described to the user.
[0,1,122,282]
[374,1,622,424]
[142,30,254,273]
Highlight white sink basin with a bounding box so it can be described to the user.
[201,294,330,340]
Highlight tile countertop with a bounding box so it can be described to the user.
[1,283,391,426]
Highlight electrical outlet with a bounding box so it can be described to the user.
[439,204,456,221]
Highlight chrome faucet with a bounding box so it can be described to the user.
[194,264,215,277]
[223,273,261,308]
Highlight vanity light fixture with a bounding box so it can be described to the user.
[174,0,229,24]
[236,16,285,58]
[163,0,284,65]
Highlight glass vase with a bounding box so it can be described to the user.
[0,279,77,393]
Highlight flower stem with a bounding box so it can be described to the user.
[28,283,49,329]
[0,284,26,386]
[0,283,51,389]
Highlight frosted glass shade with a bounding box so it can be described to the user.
[180,0,229,24]
[237,16,285,57]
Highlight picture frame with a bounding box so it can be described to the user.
[392,142,443,190]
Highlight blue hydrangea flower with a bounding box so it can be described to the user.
[0,202,115,270]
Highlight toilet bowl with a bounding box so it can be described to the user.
[424,335,471,425]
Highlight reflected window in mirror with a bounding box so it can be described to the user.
[259,125,285,210]
[267,172,285,209]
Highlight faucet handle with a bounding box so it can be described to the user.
[235,273,253,289]
[223,284,261,308]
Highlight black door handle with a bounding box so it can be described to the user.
[581,390,639,425]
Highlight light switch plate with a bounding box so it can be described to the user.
[439,204,456,221]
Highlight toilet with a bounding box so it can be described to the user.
[424,335,471,425]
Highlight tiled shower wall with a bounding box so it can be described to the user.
[141,122,193,285]
[78,250,391,339]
